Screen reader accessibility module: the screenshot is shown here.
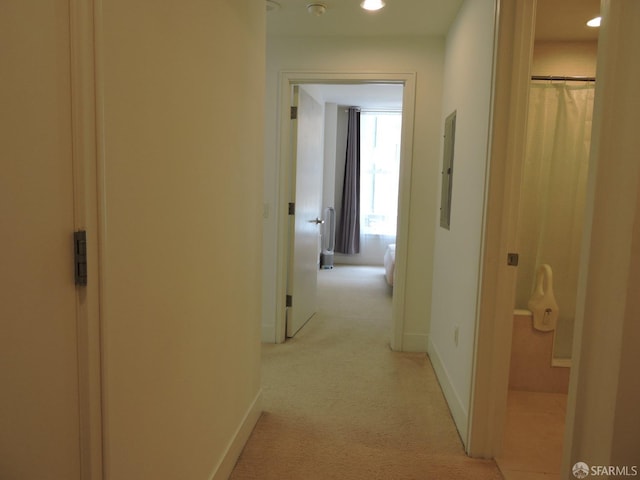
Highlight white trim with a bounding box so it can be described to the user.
[262,323,277,343]
[209,391,262,480]
[467,0,536,457]
[273,71,417,351]
[428,340,469,441]
[551,358,572,368]
[69,0,104,477]
[562,2,640,468]
[391,73,416,352]
[93,0,110,477]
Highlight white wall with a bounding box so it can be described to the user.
[263,35,445,346]
[333,106,348,224]
[428,0,497,443]
[321,102,338,261]
[322,103,338,219]
[101,1,264,478]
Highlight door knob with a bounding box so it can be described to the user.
[309,217,324,225]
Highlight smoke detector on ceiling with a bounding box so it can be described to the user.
[307,3,328,16]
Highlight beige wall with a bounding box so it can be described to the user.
[532,41,598,77]
[263,35,445,347]
[429,0,497,444]
[101,1,264,478]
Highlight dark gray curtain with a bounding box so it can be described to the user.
[336,107,361,254]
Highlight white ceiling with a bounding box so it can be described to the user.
[268,0,600,109]
[267,0,600,40]
[535,0,600,42]
[266,0,464,37]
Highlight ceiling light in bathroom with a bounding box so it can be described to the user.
[361,0,386,11]
[586,16,601,27]
[307,3,327,16]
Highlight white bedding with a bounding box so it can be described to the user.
[384,244,396,286]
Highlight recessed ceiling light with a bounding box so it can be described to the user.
[586,16,601,27]
[361,0,385,11]
[307,3,327,16]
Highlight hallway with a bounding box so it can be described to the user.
[230,266,502,479]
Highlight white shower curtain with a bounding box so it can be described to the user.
[516,82,595,359]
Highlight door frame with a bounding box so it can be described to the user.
[274,71,417,347]
[470,0,634,465]
[466,0,594,461]
[70,0,104,477]
[466,0,536,456]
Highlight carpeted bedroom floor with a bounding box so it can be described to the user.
[230,265,503,480]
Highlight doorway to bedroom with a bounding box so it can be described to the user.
[276,74,415,349]
[282,79,407,344]
[321,105,402,345]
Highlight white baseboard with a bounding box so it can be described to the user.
[262,323,276,343]
[427,339,469,445]
[401,332,429,352]
[210,390,262,480]
[552,357,572,368]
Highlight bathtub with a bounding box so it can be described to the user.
[509,309,570,394]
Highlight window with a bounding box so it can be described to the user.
[360,111,402,235]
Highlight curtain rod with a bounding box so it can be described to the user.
[531,75,596,82]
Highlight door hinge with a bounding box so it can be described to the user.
[290,106,298,120]
[286,294,293,307]
[507,252,519,266]
[74,230,88,286]
[288,202,295,215]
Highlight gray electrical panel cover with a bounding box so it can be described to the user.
[440,111,456,230]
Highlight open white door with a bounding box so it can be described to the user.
[0,2,91,478]
[286,86,324,337]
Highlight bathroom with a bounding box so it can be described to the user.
[495,0,599,478]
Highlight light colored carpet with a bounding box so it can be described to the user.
[230,266,502,479]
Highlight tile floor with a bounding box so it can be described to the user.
[495,390,568,480]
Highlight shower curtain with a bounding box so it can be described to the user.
[516,82,595,359]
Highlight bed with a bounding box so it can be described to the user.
[384,244,396,286]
